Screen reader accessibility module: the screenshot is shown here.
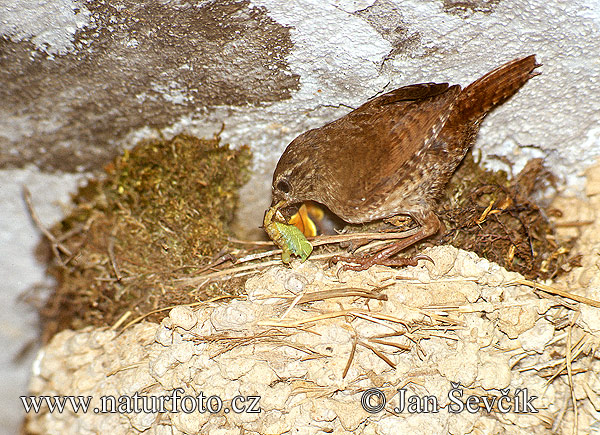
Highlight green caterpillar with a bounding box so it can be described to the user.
[264,203,313,264]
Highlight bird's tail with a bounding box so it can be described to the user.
[445,55,540,129]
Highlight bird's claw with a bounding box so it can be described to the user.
[412,254,434,265]
[328,253,434,272]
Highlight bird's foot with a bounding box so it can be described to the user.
[329,253,433,272]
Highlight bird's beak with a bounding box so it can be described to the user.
[266,200,317,237]
[271,200,289,213]
[288,203,318,237]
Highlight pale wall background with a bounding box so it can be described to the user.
[1,0,599,433]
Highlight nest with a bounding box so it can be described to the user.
[437,152,576,280]
[35,134,251,342]
[23,131,600,433]
[29,133,578,346]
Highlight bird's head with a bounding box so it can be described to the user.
[270,129,322,216]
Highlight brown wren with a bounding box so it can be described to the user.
[270,55,540,270]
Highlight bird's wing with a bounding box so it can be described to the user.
[321,82,461,207]
[365,82,452,106]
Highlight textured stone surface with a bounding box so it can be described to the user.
[1,0,599,230]
[24,244,600,434]
[0,0,298,171]
[0,168,82,435]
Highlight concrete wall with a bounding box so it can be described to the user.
[1,0,599,433]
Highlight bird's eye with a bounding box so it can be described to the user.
[276,179,291,193]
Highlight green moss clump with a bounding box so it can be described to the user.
[437,151,573,280]
[42,134,251,341]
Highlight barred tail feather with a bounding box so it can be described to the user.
[446,55,540,128]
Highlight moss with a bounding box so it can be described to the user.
[436,151,574,280]
[41,134,251,341]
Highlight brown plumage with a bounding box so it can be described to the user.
[270,55,540,269]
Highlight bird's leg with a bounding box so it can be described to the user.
[330,210,440,271]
